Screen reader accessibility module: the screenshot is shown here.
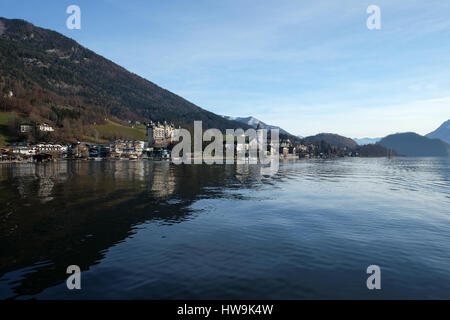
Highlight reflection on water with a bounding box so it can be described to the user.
[0,158,449,299]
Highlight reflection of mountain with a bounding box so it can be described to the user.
[0,161,263,298]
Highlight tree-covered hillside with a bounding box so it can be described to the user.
[0,17,249,143]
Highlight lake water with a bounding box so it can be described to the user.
[0,158,449,299]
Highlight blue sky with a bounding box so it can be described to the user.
[1,0,449,137]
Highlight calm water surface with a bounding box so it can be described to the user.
[0,158,449,299]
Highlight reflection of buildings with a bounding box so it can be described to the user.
[0,161,191,299]
[235,163,264,183]
[110,159,146,181]
[108,160,176,198]
[100,160,176,198]
[147,121,175,148]
[11,161,69,203]
[148,161,176,198]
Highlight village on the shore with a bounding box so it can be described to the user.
[0,120,362,163]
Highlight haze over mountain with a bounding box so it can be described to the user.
[426,119,450,144]
[0,17,248,136]
[354,137,382,145]
[222,115,292,135]
[378,132,450,157]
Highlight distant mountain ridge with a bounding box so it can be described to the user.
[378,132,450,157]
[299,133,394,157]
[354,137,381,145]
[222,115,292,135]
[303,133,359,149]
[426,119,450,144]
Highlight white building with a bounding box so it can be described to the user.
[38,123,54,132]
[35,143,67,153]
[12,146,36,156]
[147,121,175,148]
[20,124,33,133]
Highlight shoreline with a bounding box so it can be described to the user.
[0,155,400,165]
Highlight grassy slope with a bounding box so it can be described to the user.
[90,120,147,142]
[0,113,147,146]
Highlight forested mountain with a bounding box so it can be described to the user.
[426,120,450,144]
[378,132,450,157]
[302,133,359,149]
[0,17,248,142]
